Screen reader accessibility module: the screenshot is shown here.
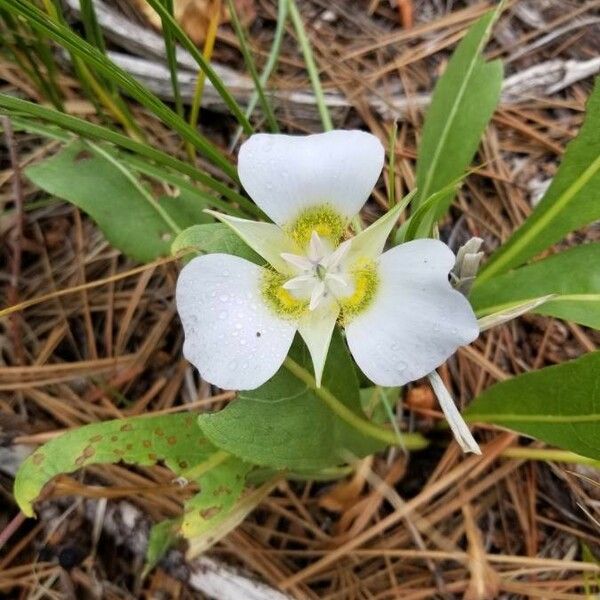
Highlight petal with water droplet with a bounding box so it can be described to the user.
[345,240,478,386]
[238,131,385,226]
[176,254,297,390]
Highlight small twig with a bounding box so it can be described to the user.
[2,116,26,365]
[0,511,27,551]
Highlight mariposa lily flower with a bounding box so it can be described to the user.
[176,130,479,395]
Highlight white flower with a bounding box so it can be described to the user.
[176,130,479,392]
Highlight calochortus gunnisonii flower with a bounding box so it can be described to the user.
[176,130,479,393]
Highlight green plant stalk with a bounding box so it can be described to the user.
[287,0,333,132]
[160,0,184,118]
[0,96,261,217]
[180,449,230,481]
[0,0,237,179]
[231,0,288,149]
[143,0,252,135]
[283,357,428,450]
[227,0,278,132]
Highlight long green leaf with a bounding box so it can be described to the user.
[14,413,216,516]
[0,95,258,214]
[471,243,600,330]
[479,77,600,281]
[465,351,600,461]
[0,0,236,179]
[25,140,212,262]
[415,7,502,211]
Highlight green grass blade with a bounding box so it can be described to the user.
[159,0,184,118]
[231,0,288,149]
[226,0,278,132]
[143,0,253,134]
[0,95,262,216]
[0,0,237,179]
[478,76,600,282]
[287,0,333,132]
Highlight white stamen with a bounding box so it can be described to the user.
[308,231,326,262]
[281,232,354,311]
[282,275,315,290]
[280,252,313,271]
[325,273,349,287]
[309,281,327,311]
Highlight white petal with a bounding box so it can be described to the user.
[281,252,313,272]
[308,231,326,262]
[345,240,479,386]
[325,273,348,288]
[282,274,315,290]
[298,301,340,387]
[238,131,385,226]
[309,281,326,311]
[206,210,295,274]
[428,371,481,454]
[321,238,352,270]
[176,254,297,390]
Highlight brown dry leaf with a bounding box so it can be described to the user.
[130,0,255,45]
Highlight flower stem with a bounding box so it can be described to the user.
[500,447,600,468]
[283,357,428,450]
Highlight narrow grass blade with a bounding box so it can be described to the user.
[227,0,278,132]
[231,0,288,150]
[143,0,253,134]
[0,95,261,216]
[0,0,237,179]
[288,0,333,132]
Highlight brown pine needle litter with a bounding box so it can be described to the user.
[1,1,600,598]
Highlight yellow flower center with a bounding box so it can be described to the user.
[261,270,308,319]
[286,205,345,248]
[339,258,379,322]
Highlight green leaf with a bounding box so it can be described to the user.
[171,223,263,264]
[181,456,251,538]
[414,8,502,212]
[395,181,462,243]
[465,351,600,461]
[480,77,600,281]
[198,330,385,470]
[144,518,180,577]
[14,413,216,517]
[471,243,600,329]
[360,386,400,426]
[25,141,211,263]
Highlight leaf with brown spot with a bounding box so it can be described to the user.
[14,413,218,517]
[181,456,251,540]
